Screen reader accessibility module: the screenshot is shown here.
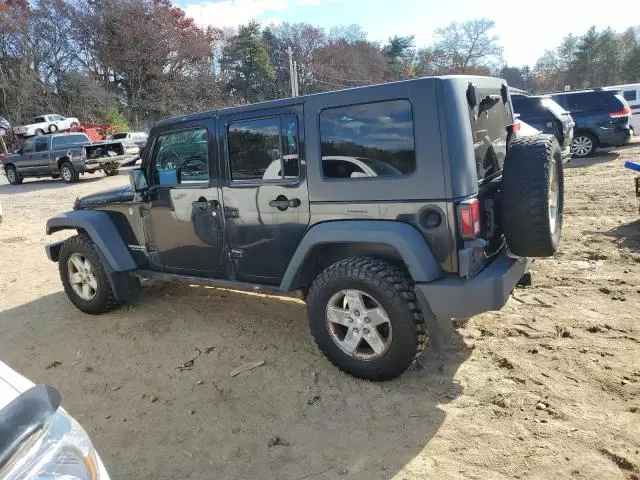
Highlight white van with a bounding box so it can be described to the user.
[604,84,640,135]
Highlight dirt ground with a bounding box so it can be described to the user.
[1,140,639,480]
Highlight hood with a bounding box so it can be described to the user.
[74,186,133,210]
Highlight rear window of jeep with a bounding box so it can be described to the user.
[320,100,416,179]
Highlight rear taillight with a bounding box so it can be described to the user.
[458,198,481,240]
[609,105,631,118]
[506,122,521,134]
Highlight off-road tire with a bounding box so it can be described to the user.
[60,162,79,183]
[48,124,58,133]
[307,257,427,381]
[58,234,121,315]
[502,134,564,257]
[35,129,45,136]
[5,165,23,185]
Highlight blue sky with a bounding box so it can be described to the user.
[178,0,638,67]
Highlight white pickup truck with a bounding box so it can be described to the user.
[13,114,80,137]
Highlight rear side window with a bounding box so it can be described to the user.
[52,134,90,149]
[112,133,128,140]
[33,117,45,124]
[555,92,620,111]
[623,90,637,102]
[319,100,416,179]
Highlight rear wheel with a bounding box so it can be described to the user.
[307,257,427,381]
[60,162,79,183]
[502,134,564,257]
[35,129,45,136]
[104,169,118,177]
[59,234,120,314]
[5,165,23,185]
[572,132,597,157]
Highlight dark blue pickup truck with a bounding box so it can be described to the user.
[2,133,132,185]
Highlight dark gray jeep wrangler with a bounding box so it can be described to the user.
[45,76,563,381]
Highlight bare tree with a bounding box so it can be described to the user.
[433,18,503,73]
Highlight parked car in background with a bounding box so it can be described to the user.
[0,117,10,136]
[109,131,148,146]
[551,89,631,157]
[511,95,575,162]
[0,360,110,479]
[2,132,129,184]
[603,83,640,135]
[13,114,80,137]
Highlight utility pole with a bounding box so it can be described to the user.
[293,60,299,97]
[287,46,297,97]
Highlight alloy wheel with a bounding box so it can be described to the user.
[325,289,392,360]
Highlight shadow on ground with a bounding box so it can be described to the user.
[0,176,104,193]
[0,283,471,480]
[604,220,640,251]
[565,150,620,169]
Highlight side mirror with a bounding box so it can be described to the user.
[129,169,148,192]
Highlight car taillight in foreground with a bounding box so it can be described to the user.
[458,198,481,240]
[506,122,521,134]
[609,105,631,118]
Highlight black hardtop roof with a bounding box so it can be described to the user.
[154,74,506,129]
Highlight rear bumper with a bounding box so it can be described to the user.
[415,252,529,320]
[600,127,631,147]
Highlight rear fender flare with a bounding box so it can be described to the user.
[279,220,443,291]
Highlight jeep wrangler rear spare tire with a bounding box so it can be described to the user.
[307,257,427,381]
[502,134,564,257]
[58,234,120,314]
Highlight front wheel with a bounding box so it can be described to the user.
[58,234,121,314]
[307,257,427,381]
[104,169,118,177]
[60,162,79,183]
[48,124,58,133]
[572,132,597,157]
[5,165,23,185]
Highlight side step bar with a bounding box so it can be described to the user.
[135,269,304,299]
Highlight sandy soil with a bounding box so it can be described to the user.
[0,141,639,480]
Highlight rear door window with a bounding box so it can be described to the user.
[35,137,48,152]
[623,90,637,102]
[227,116,299,182]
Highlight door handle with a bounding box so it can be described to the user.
[269,196,301,211]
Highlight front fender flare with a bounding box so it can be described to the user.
[46,210,136,272]
[279,220,443,291]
